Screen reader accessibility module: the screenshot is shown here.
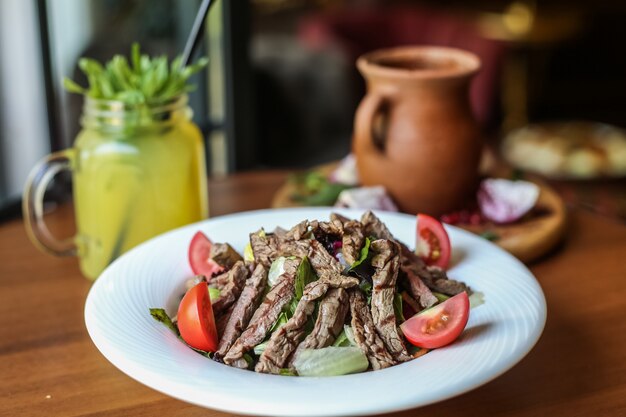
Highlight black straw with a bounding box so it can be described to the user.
[181,0,214,67]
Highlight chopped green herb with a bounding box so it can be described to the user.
[208,287,221,302]
[359,280,373,303]
[149,308,179,335]
[279,368,298,376]
[407,344,422,356]
[432,292,450,303]
[243,353,254,369]
[290,171,352,206]
[150,308,212,357]
[269,311,289,333]
[189,346,213,358]
[511,168,525,181]
[480,231,499,241]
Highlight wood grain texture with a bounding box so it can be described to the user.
[1,170,625,417]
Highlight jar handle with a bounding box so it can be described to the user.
[354,90,391,154]
[23,150,77,257]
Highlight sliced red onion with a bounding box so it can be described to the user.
[334,186,399,212]
[335,252,349,267]
[328,154,359,186]
[478,178,540,224]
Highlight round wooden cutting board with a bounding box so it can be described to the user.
[271,162,566,263]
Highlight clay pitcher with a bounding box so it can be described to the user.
[353,46,482,215]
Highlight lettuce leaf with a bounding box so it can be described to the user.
[293,346,368,376]
[268,257,288,287]
[333,325,357,347]
[469,291,485,308]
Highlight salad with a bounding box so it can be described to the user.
[151,211,481,376]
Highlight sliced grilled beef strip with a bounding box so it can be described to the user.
[313,219,344,236]
[362,210,471,296]
[284,220,309,241]
[400,265,438,309]
[249,229,278,268]
[307,239,343,278]
[370,239,412,363]
[255,241,359,374]
[400,249,471,295]
[349,289,396,370]
[215,263,268,359]
[211,261,248,315]
[222,258,299,368]
[256,275,357,374]
[255,280,323,374]
[361,210,394,240]
[342,220,365,265]
[273,221,312,259]
[256,240,359,373]
[209,270,231,291]
[273,226,288,237]
[424,265,471,295]
[210,243,244,270]
[330,212,351,225]
[186,275,207,291]
[276,239,311,259]
[291,288,348,358]
[310,220,344,256]
[216,304,235,339]
[305,239,359,291]
[254,296,315,374]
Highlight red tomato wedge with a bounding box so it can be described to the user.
[177,282,219,352]
[188,231,224,277]
[416,214,451,269]
[400,292,469,349]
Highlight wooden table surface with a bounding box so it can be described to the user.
[1,170,625,417]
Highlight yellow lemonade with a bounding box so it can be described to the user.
[72,98,207,279]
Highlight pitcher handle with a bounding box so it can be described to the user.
[23,150,77,257]
[354,90,391,153]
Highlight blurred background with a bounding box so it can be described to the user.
[1,0,626,219]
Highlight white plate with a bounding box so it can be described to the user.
[85,208,546,416]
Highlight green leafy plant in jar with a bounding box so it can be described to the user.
[24,44,209,280]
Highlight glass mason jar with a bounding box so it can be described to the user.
[24,95,208,280]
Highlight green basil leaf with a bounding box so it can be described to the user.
[348,237,371,271]
[294,256,316,301]
[393,292,405,322]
